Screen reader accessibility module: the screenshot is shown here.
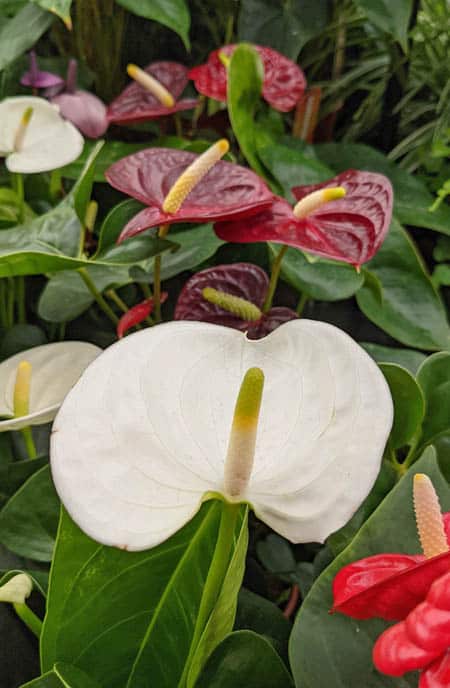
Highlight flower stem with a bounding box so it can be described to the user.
[13,602,42,638]
[105,289,129,314]
[11,173,25,223]
[153,224,170,323]
[174,112,183,138]
[78,268,119,325]
[21,427,37,460]
[263,245,288,313]
[0,280,8,328]
[6,277,15,327]
[296,292,309,316]
[16,276,26,324]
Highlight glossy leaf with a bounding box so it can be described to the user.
[115,0,190,49]
[416,353,450,451]
[21,662,102,688]
[235,588,291,659]
[41,501,247,687]
[105,147,274,240]
[0,4,52,71]
[356,220,450,350]
[0,456,48,508]
[0,466,59,561]
[60,141,151,182]
[361,343,426,376]
[32,0,72,27]
[195,631,294,688]
[354,0,413,50]
[290,447,450,688]
[379,363,425,449]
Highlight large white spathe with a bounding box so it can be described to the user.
[51,320,393,551]
[0,341,101,431]
[0,96,84,173]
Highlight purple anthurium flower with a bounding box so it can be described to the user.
[174,263,298,339]
[107,62,198,125]
[50,59,108,139]
[20,51,64,91]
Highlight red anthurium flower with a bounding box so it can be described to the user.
[215,170,393,267]
[117,293,167,339]
[21,51,64,90]
[373,571,450,687]
[174,263,297,339]
[107,62,198,125]
[188,44,306,112]
[105,141,275,242]
[333,475,450,621]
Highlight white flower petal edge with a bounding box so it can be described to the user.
[0,96,84,173]
[51,320,393,551]
[0,341,101,431]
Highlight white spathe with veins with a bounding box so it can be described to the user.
[51,320,393,551]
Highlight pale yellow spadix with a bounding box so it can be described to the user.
[413,473,449,559]
[127,64,175,108]
[13,361,32,418]
[202,287,262,322]
[162,139,230,214]
[223,367,265,499]
[13,106,33,152]
[293,186,346,219]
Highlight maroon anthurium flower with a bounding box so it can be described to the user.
[107,62,198,125]
[105,141,275,242]
[117,293,167,339]
[50,59,108,139]
[20,51,64,90]
[188,44,306,112]
[174,263,297,339]
[215,170,393,267]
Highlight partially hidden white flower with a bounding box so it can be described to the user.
[0,96,84,173]
[0,341,101,431]
[0,574,32,604]
[51,320,393,551]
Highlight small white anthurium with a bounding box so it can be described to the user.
[51,320,393,551]
[0,96,84,173]
[0,341,101,432]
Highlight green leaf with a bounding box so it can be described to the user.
[115,0,190,49]
[0,456,48,507]
[416,352,450,451]
[41,501,248,687]
[257,533,296,576]
[235,589,291,660]
[379,363,425,449]
[0,465,59,562]
[314,143,450,235]
[354,0,412,50]
[356,220,450,350]
[360,343,426,376]
[290,447,448,688]
[72,140,104,224]
[195,630,294,688]
[31,0,72,27]
[60,141,154,183]
[21,662,102,688]
[0,3,52,71]
[238,0,329,60]
[0,324,47,360]
[271,244,364,301]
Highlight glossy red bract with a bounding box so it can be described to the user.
[105,148,275,242]
[189,44,306,112]
[107,62,198,124]
[215,170,393,266]
[117,293,167,339]
[174,263,297,339]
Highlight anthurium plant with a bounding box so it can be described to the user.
[0,3,450,687]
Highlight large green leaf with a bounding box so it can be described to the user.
[290,447,448,688]
[41,501,248,688]
[361,343,426,376]
[379,363,425,449]
[0,3,52,71]
[238,0,329,60]
[235,588,291,660]
[416,352,450,452]
[60,141,154,183]
[354,0,412,50]
[21,663,102,688]
[314,143,450,235]
[31,0,71,27]
[115,0,190,49]
[0,465,59,561]
[356,220,450,350]
[195,630,294,688]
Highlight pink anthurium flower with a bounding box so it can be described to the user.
[107,62,198,125]
[189,44,306,112]
[20,51,64,90]
[105,143,275,242]
[174,263,297,339]
[215,170,393,267]
[117,292,167,339]
[50,59,108,139]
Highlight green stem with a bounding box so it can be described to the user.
[153,224,170,323]
[21,427,37,459]
[78,268,119,326]
[16,276,26,324]
[296,292,309,316]
[263,245,288,313]
[6,277,15,327]
[11,173,25,223]
[140,282,153,299]
[174,112,183,138]
[13,602,42,638]
[0,280,8,328]
[105,289,129,314]
[58,322,66,341]
[178,501,241,688]
[49,169,63,202]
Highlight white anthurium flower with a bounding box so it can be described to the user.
[0,96,84,173]
[51,320,393,551]
[0,341,101,432]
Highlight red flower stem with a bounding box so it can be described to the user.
[283,584,300,619]
[153,223,170,323]
[263,245,288,313]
